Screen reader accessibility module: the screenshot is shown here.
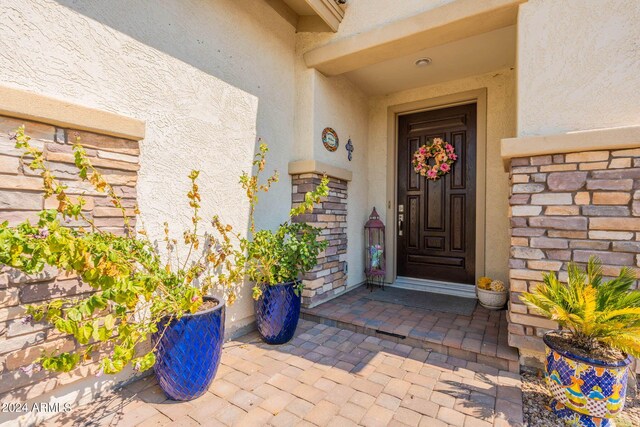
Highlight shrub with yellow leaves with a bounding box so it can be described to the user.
[0,127,245,375]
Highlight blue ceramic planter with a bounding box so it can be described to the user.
[544,333,631,427]
[255,281,301,344]
[152,297,225,401]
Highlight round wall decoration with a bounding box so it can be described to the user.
[322,127,339,152]
[412,137,457,181]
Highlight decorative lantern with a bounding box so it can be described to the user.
[364,207,386,290]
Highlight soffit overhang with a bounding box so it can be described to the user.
[266,0,345,32]
[304,0,526,76]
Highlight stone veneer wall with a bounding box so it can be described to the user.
[508,149,640,365]
[0,116,139,402]
[291,173,348,307]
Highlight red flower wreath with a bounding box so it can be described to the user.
[412,138,457,180]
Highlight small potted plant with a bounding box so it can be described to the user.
[520,257,640,427]
[0,127,244,401]
[237,143,329,344]
[476,276,508,309]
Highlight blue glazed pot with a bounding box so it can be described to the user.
[255,281,301,345]
[152,297,225,401]
[543,332,631,427]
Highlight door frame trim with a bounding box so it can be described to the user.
[385,88,487,289]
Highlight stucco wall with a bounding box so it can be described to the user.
[368,69,516,284]
[0,0,297,336]
[313,73,369,287]
[517,0,640,136]
[295,34,369,289]
[335,0,454,40]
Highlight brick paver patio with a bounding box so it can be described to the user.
[47,319,523,427]
[302,287,520,373]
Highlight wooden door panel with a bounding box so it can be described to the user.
[408,255,464,267]
[451,132,466,189]
[450,195,465,252]
[397,104,476,285]
[407,196,420,249]
[425,179,445,231]
[425,237,444,250]
[408,117,466,133]
[408,137,421,190]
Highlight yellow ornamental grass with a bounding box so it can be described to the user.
[520,257,640,358]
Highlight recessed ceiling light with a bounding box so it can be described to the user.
[415,57,432,67]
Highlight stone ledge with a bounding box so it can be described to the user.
[500,125,640,170]
[288,159,352,182]
[0,85,145,141]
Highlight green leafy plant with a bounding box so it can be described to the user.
[238,143,330,299]
[520,256,640,358]
[0,127,244,374]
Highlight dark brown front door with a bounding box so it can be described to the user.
[397,104,476,284]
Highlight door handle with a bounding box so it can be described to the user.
[398,218,403,236]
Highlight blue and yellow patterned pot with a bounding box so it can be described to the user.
[153,297,225,401]
[254,281,301,345]
[544,332,631,427]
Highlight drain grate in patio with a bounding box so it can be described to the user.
[365,287,477,316]
[375,329,407,339]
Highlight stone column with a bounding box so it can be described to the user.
[291,173,348,307]
[508,149,640,366]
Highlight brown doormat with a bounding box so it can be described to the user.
[364,287,477,316]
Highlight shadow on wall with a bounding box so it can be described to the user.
[54,0,294,104]
[49,0,300,245]
[47,0,297,332]
[53,0,297,223]
[0,3,300,423]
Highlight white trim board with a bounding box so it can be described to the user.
[391,276,477,299]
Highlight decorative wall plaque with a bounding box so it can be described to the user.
[322,127,339,152]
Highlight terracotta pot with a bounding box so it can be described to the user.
[543,332,631,427]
